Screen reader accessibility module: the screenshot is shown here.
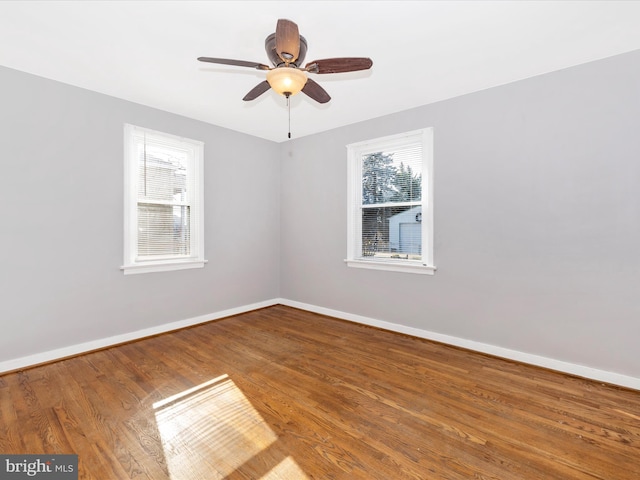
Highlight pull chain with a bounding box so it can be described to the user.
[286,94,291,139]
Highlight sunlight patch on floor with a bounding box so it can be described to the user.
[262,456,310,479]
[153,374,305,479]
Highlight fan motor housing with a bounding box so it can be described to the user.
[265,33,308,67]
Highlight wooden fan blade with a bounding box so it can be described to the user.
[275,19,300,64]
[305,57,373,74]
[301,78,331,104]
[198,57,270,70]
[243,80,271,101]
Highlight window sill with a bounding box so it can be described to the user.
[344,259,436,275]
[121,259,208,275]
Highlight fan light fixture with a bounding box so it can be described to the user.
[198,18,373,137]
[266,67,307,97]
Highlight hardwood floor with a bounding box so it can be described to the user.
[1,305,639,479]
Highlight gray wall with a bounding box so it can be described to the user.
[0,66,281,362]
[280,50,640,378]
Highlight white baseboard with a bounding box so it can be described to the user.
[0,299,280,374]
[278,298,640,391]
[3,297,639,391]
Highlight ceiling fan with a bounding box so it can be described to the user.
[197,18,373,104]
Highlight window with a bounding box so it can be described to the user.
[122,124,206,274]
[346,128,435,275]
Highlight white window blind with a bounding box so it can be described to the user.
[346,128,435,275]
[122,124,206,275]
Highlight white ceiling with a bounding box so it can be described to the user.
[1,1,640,143]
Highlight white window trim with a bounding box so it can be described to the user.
[345,128,435,275]
[121,124,207,275]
